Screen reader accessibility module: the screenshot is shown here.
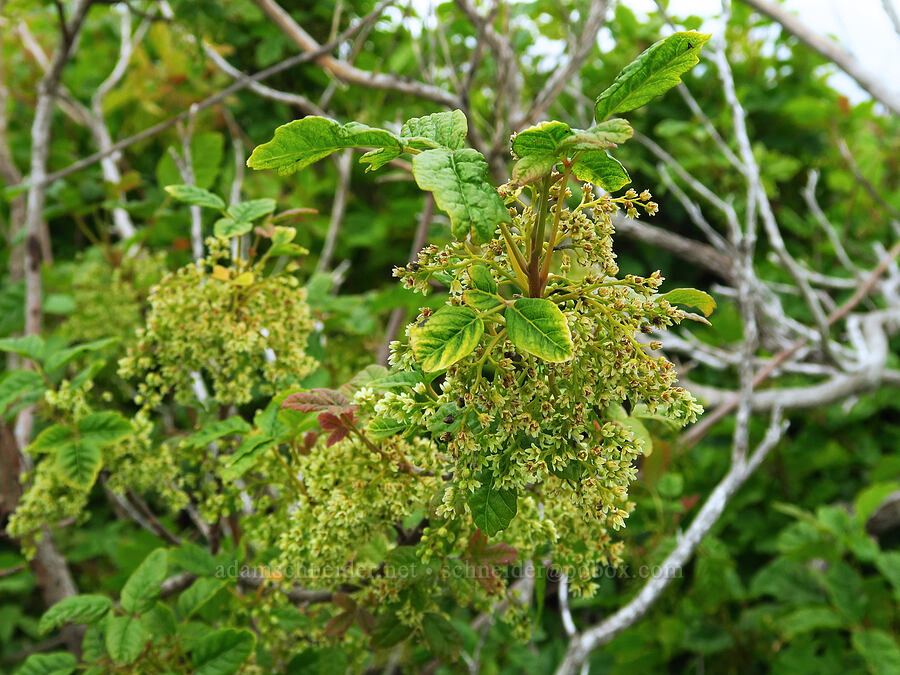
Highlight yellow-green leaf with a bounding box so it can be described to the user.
[165,184,225,210]
[506,298,574,362]
[467,475,517,536]
[463,290,503,311]
[511,121,572,157]
[401,109,468,150]
[660,288,716,316]
[571,151,631,192]
[410,305,484,372]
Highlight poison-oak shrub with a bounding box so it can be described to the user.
[5,31,719,673]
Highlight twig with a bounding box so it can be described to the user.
[514,0,608,129]
[252,0,457,107]
[202,42,326,116]
[556,411,787,675]
[317,151,353,272]
[682,239,900,445]
[737,0,900,115]
[378,195,435,365]
[13,4,393,191]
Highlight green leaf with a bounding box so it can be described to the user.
[559,119,634,150]
[77,412,132,448]
[105,615,149,665]
[506,298,574,362]
[165,185,225,210]
[43,293,76,315]
[855,482,899,524]
[247,116,401,176]
[824,561,867,623]
[30,424,74,455]
[463,290,503,311]
[571,151,631,192]
[14,652,77,675]
[121,548,168,614]
[511,154,558,185]
[368,417,406,439]
[368,371,423,390]
[81,624,106,661]
[776,606,844,639]
[0,370,45,416]
[169,541,217,576]
[191,628,256,675]
[182,416,252,449]
[271,226,297,247]
[411,148,510,244]
[511,121,572,157]
[621,415,653,456]
[54,433,99,488]
[0,335,45,362]
[359,145,403,171]
[427,402,463,435]
[47,413,130,488]
[226,199,276,223]
[220,434,275,480]
[371,612,413,649]
[401,110,468,150]
[467,475,517,536]
[468,265,497,293]
[39,595,112,634]
[422,613,462,661]
[876,552,900,598]
[852,629,900,675]
[213,218,253,239]
[43,337,117,373]
[143,603,177,639]
[409,305,484,372]
[594,31,711,121]
[660,288,717,316]
[177,578,226,619]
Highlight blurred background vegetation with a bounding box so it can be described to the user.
[1,0,899,672]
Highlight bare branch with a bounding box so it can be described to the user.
[612,212,735,282]
[13,7,391,191]
[801,170,859,275]
[683,239,900,445]
[168,106,204,260]
[317,150,353,272]
[379,195,435,365]
[556,410,787,675]
[252,0,459,107]
[737,0,900,116]
[202,42,326,116]
[515,0,608,129]
[455,0,522,126]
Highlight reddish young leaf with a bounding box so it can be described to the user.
[300,431,318,454]
[282,388,350,414]
[324,610,355,638]
[326,427,349,447]
[356,608,375,635]
[333,592,356,612]
[317,411,342,431]
[467,530,518,566]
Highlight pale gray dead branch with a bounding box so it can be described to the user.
[738,0,900,116]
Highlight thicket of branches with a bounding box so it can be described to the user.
[1,1,899,673]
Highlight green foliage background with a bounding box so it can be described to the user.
[0,0,898,673]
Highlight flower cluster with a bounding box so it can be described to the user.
[119,237,317,408]
[384,180,702,590]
